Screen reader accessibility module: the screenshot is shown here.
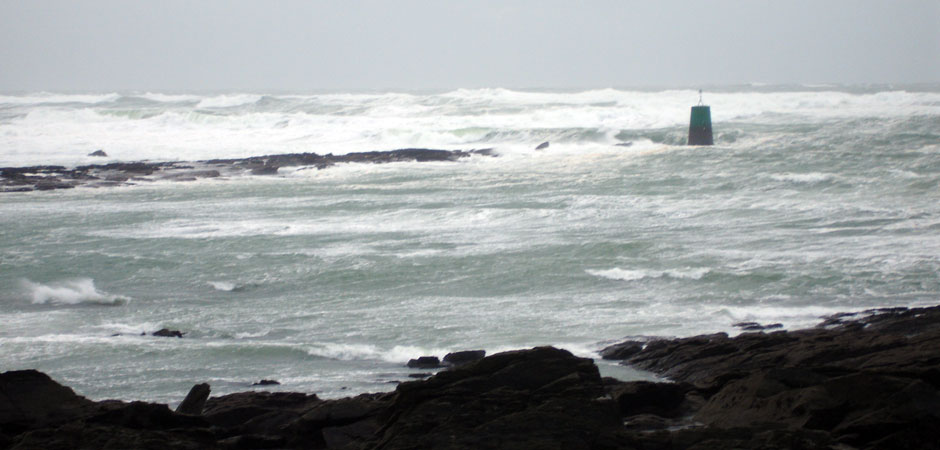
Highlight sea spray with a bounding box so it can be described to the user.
[22,278,130,305]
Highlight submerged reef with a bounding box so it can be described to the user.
[2,305,939,449]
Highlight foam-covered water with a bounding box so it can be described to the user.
[1,86,939,404]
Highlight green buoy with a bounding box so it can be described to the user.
[688,90,714,146]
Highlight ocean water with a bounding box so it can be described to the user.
[1,86,939,405]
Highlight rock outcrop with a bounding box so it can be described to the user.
[152,328,184,338]
[602,305,940,449]
[1,148,495,193]
[3,305,940,449]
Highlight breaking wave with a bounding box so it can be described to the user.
[22,278,130,305]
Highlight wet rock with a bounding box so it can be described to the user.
[442,349,486,367]
[599,340,645,360]
[733,321,784,331]
[535,141,550,150]
[35,179,75,190]
[609,304,940,447]
[406,356,443,369]
[5,306,940,449]
[88,150,108,157]
[4,148,498,194]
[152,328,184,338]
[250,165,278,175]
[161,170,221,181]
[0,370,94,432]
[88,400,206,430]
[217,434,285,449]
[612,381,689,418]
[252,379,280,386]
[202,391,321,429]
[368,347,622,450]
[176,383,211,415]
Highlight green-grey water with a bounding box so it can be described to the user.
[1,87,938,404]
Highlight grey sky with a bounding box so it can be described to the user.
[1,0,937,91]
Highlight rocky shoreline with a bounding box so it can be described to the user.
[0,148,494,193]
[3,304,939,449]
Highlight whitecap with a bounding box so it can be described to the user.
[769,172,835,184]
[586,267,710,281]
[135,92,201,103]
[196,94,263,108]
[305,343,451,363]
[93,321,162,335]
[22,278,130,305]
[586,268,653,281]
[209,281,237,292]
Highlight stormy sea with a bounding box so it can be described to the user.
[1,85,938,405]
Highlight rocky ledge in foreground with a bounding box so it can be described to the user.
[3,306,940,449]
[0,148,494,192]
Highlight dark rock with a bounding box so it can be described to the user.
[610,304,940,447]
[77,162,161,175]
[202,391,321,429]
[88,400,206,430]
[367,347,622,449]
[442,349,486,366]
[407,373,432,379]
[535,141,550,150]
[286,393,388,448]
[162,170,221,180]
[0,370,94,432]
[217,434,285,449]
[251,379,280,386]
[3,148,498,194]
[250,165,279,175]
[176,383,211,415]
[733,321,784,331]
[406,356,443,369]
[615,141,634,147]
[35,179,75,190]
[613,381,689,418]
[6,305,940,449]
[599,340,645,360]
[296,394,383,427]
[88,150,108,157]
[152,328,184,338]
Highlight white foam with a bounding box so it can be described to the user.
[209,281,237,292]
[305,343,453,363]
[93,321,162,335]
[22,278,130,305]
[769,172,835,184]
[2,88,936,167]
[135,92,201,103]
[587,267,710,281]
[195,94,263,108]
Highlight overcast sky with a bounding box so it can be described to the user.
[1,0,937,91]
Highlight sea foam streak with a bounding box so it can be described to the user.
[587,267,711,281]
[22,278,129,305]
[305,343,453,363]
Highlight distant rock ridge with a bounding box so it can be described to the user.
[0,148,495,193]
[2,304,939,449]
